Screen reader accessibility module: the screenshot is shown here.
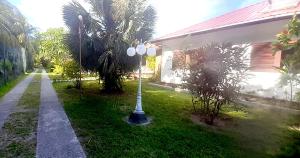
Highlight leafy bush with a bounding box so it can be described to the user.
[183,43,248,124]
[148,64,161,82]
[53,65,64,74]
[146,56,156,71]
[278,130,300,158]
[0,60,13,73]
[0,60,13,84]
[63,60,80,88]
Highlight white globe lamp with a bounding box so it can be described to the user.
[136,44,146,55]
[127,47,136,56]
[78,15,83,21]
[146,47,156,56]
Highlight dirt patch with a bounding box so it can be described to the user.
[191,113,233,128]
[0,111,38,157]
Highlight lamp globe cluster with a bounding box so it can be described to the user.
[127,43,156,57]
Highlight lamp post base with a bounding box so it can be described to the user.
[126,112,152,125]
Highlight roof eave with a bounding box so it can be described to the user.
[152,12,300,43]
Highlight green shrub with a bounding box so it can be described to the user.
[0,60,13,72]
[146,56,155,71]
[148,65,161,82]
[278,130,300,157]
[63,60,80,88]
[183,43,248,125]
[53,65,64,74]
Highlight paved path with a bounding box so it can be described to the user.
[0,72,36,129]
[36,70,86,158]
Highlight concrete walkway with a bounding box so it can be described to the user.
[0,72,36,129]
[36,70,86,158]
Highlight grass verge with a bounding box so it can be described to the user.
[0,73,41,158]
[0,74,28,98]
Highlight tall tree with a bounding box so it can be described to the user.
[0,0,36,85]
[37,28,71,72]
[63,0,156,92]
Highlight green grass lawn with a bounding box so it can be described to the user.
[0,74,28,98]
[52,80,300,158]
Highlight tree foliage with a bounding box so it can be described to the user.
[37,28,71,72]
[183,43,248,124]
[273,15,300,101]
[0,0,36,86]
[62,0,156,92]
[273,15,300,73]
[64,60,81,88]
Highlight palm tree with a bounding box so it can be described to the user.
[63,0,156,92]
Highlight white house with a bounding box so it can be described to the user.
[152,0,300,100]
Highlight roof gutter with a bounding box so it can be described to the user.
[152,12,300,43]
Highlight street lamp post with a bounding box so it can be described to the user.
[78,15,83,99]
[126,41,156,125]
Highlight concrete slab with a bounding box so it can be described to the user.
[36,70,86,158]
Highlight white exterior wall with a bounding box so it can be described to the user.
[241,71,300,100]
[159,44,299,100]
[157,17,300,100]
[161,49,183,84]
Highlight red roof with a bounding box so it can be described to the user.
[153,0,300,42]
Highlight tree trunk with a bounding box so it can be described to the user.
[191,96,197,112]
[206,113,214,125]
[290,80,293,102]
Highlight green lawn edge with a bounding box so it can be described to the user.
[0,73,28,98]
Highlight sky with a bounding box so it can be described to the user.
[9,0,261,38]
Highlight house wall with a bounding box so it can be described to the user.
[241,70,300,100]
[159,43,299,100]
[250,43,281,72]
[242,45,283,98]
[156,17,300,100]
[160,49,184,84]
[240,43,300,100]
[155,55,161,75]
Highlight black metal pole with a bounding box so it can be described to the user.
[79,21,82,99]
